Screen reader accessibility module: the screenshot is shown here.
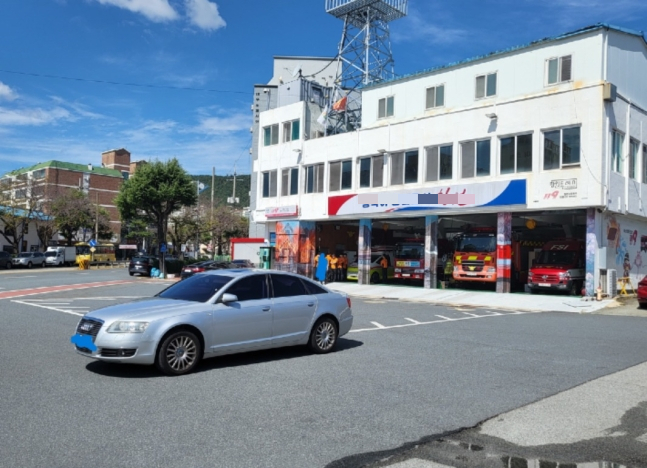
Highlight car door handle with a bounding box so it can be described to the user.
[307,303,315,307]
[262,306,271,311]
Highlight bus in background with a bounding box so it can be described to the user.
[75,243,116,264]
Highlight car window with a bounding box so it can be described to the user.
[270,274,308,298]
[225,274,268,301]
[301,279,327,295]
[156,274,232,302]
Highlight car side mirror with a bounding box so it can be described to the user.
[221,293,238,304]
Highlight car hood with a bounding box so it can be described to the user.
[85,298,207,323]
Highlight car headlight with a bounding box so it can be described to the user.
[107,321,149,333]
[487,267,496,273]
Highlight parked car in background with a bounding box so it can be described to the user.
[637,276,647,308]
[0,251,12,269]
[180,260,216,280]
[12,252,46,268]
[128,256,159,277]
[71,269,354,376]
[230,259,255,268]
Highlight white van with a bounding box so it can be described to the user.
[45,246,76,267]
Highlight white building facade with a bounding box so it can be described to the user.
[251,24,647,295]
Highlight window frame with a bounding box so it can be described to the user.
[305,163,325,194]
[280,167,299,197]
[643,144,647,184]
[263,124,279,147]
[32,169,46,180]
[358,155,384,189]
[282,119,301,143]
[499,133,533,175]
[475,72,497,99]
[261,170,278,198]
[611,129,625,174]
[629,139,639,180]
[425,144,453,182]
[460,139,491,178]
[546,55,572,85]
[542,126,581,171]
[269,273,308,298]
[328,159,353,192]
[378,96,395,119]
[224,274,269,302]
[425,84,445,109]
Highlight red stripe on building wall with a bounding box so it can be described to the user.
[328,195,356,216]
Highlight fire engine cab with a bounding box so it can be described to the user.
[527,239,585,295]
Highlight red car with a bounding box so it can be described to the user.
[637,276,647,308]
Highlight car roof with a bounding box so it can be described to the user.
[201,268,307,279]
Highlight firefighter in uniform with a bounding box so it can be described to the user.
[380,255,389,283]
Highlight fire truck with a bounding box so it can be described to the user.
[393,241,425,280]
[452,227,539,288]
[527,239,585,295]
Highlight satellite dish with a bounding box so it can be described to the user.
[291,64,303,78]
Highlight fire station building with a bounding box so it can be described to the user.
[251,24,647,296]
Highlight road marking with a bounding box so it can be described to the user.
[435,315,454,321]
[461,312,480,317]
[485,310,502,315]
[404,318,420,324]
[351,311,531,333]
[0,280,133,300]
[12,276,38,279]
[13,300,85,317]
[370,321,386,329]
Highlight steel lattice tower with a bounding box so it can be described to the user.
[324,0,407,134]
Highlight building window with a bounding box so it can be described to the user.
[262,170,277,198]
[358,155,384,188]
[547,55,572,85]
[282,119,300,143]
[14,189,27,199]
[425,145,453,182]
[475,72,497,99]
[611,130,624,173]
[378,96,394,119]
[263,124,279,146]
[390,150,419,185]
[425,85,445,109]
[305,164,324,194]
[121,171,129,180]
[329,160,353,192]
[32,169,46,180]
[500,134,532,174]
[461,140,491,178]
[643,145,647,184]
[629,139,639,180]
[543,127,581,170]
[281,167,299,196]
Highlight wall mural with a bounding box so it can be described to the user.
[275,221,315,276]
[585,208,596,296]
[605,214,647,286]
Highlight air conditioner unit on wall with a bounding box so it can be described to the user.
[607,269,618,298]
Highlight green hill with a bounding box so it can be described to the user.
[191,174,250,208]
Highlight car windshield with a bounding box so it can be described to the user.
[455,235,496,253]
[45,252,56,257]
[395,245,423,259]
[156,274,233,302]
[536,250,577,265]
[18,253,32,258]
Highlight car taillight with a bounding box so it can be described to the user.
[346,297,351,308]
[194,268,205,272]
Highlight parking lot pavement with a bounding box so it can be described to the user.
[595,295,647,317]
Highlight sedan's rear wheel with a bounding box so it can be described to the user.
[27,262,32,269]
[156,330,202,376]
[309,317,338,354]
[6,262,11,270]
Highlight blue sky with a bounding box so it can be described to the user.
[0,0,646,176]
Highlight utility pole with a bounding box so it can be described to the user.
[211,167,215,258]
[195,180,200,259]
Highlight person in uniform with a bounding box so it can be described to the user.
[329,254,338,282]
[380,255,389,283]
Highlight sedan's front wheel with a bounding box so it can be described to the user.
[156,330,202,376]
[27,262,32,269]
[309,317,338,354]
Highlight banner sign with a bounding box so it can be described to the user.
[265,205,299,218]
[328,179,526,216]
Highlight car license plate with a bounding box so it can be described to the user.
[538,283,551,287]
[466,272,478,276]
[402,273,410,277]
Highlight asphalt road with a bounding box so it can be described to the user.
[1,269,646,468]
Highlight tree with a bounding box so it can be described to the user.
[49,189,113,245]
[168,209,200,255]
[208,204,249,256]
[116,158,197,273]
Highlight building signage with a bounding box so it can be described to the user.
[544,178,578,200]
[328,180,526,216]
[265,205,299,218]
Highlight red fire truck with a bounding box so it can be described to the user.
[527,239,585,295]
[393,241,425,280]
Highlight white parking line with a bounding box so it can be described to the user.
[404,318,420,324]
[13,300,84,316]
[485,310,502,315]
[461,312,480,317]
[351,311,532,333]
[370,321,386,329]
[435,315,454,321]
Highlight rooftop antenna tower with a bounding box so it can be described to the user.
[324,0,407,135]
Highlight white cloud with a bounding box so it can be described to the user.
[193,113,250,135]
[94,0,179,22]
[0,107,72,126]
[0,82,17,101]
[184,0,226,31]
[392,8,467,45]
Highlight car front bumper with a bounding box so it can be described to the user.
[73,333,158,365]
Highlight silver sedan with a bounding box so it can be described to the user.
[71,269,353,375]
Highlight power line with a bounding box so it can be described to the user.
[0,68,251,95]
